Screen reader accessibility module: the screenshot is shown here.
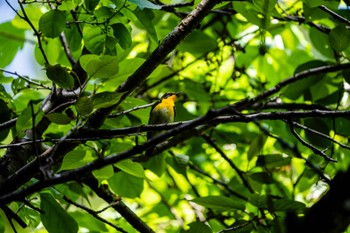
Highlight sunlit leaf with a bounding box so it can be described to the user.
[108,171,144,198]
[115,159,145,178]
[39,9,66,38]
[92,165,114,182]
[80,55,119,80]
[59,150,87,171]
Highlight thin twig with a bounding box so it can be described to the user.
[63,196,128,233]
[288,120,336,162]
[109,102,155,118]
[17,0,50,64]
[0,68,49,89]
[319,5,350,26]
[291,121,350,150]
[189,163,248,201]
[0,118,17,132]
[202,134,254,193]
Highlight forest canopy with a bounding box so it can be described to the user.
[1,0,350,232]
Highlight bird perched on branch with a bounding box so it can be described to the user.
[146,92,180,156]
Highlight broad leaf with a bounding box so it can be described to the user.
[59,150,87,171]
[108,171,144,198]
[80,55,119,80]
[92,91,123,109]
[40,193,78,233]
[75,96,94,116]
[115,159,145,178]
[247,134,267,161]
[92,165,114,182]
[39,9,66,38]
[112,23,132,49]
[329,25,350,52]
[45,64,75,89]
[46,113,71,125]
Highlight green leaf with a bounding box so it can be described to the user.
[247,134,267,161]
[40,193,78,233]
[83,24,110,54]
[273,199,306,213]
[191,196,246,212]
[80,55,119,80]
[85,0,100,11]
[0,99,11,141]
[75,96,94,116]
[178,31,217,55]
[70,212,108,232]
[248,194,269,209]
[112,23,132,49]
[256,154,291,168]
[16,104,43,135]
[185,222,212,233]
[46,113,71,125]
[115,159,145,178]
[120,96,149,123]
[92,91,123,109]
[334,117,350,137]
[129,0,161,9]
[133,8,158,42]
[304,118,331,148]
[329,25,350,52]
[166,154,189,177]
[92,165,114,182]
[283,60,328,100]
[59,150,86,171]
[250,171,274,184]
[39,9,66,38]
[233,2,261,26]
[45,64,75,89]
[309,27,333,58]
[143,154,166,177]
[0,22,25,67]
[108,171,144,198]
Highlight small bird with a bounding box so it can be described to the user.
[146,92,180,156]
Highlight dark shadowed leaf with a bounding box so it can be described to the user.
[112,23,132,49]
[46,113,71,125]
[247,134,267,161]
[304,118,331,148]
[45,64,75,89]
[40,193,78,233]
[329,25,350,52]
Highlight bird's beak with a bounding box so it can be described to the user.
[175,92,181,96]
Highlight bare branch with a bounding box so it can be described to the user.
[63,196,128,233]
[288,120,336,162]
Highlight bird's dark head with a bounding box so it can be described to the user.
[160,92,181,101]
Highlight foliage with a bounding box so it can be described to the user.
[1,0,350,232]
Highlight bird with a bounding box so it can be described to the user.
[146,92,180,156]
